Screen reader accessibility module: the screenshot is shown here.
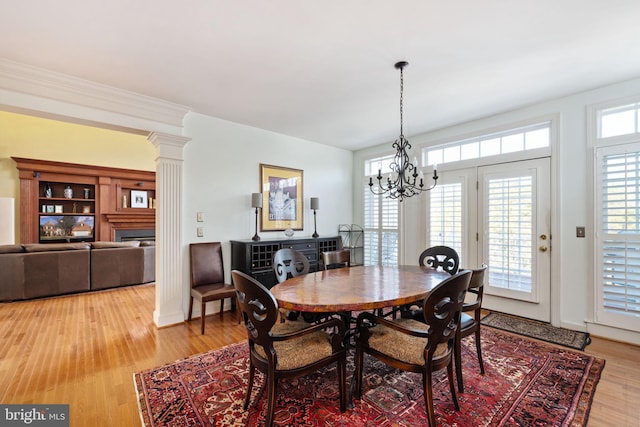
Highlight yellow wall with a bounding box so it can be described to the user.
[0,111,156,241]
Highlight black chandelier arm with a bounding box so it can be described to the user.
[368,169,438,201]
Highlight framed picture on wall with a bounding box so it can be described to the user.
[260,164,303,231]
[131,190,148,208]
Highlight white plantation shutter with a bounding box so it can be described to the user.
[485,174,533,294]
[429,182,463,259]
[597,144,640,329]
[363,183,399,266]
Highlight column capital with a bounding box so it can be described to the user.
[148,132,191,161]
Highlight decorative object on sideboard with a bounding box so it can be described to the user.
[283,227,295,238]
[310,197,319,238]
[369,61,438,202]
[63,185,73,199]
[251,192,262,241]
[259,164,304,231]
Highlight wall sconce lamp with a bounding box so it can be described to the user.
[251,193,263,241]
[310,197,319,238]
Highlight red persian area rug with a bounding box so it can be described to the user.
[134,328,604,426]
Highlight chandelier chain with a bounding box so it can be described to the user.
[399,65,404,137]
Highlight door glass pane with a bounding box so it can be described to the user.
[429,182,463,261]
[486,175,533,293]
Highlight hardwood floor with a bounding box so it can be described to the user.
[1,284,638,426]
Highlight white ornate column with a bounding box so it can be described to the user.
[148,132,191,327]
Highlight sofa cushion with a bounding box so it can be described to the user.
[91,241,141,249]
[23,242,90,252]
[0,244,24,254]
[23,249,91,298]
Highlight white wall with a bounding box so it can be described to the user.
[354,76,640,345]
[183,112,353,310]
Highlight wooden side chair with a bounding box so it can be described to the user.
[321,249,351,270]
[455,265,487,392]
[231,270,347,427]
[354,269,471,427]
[188,242,239,334]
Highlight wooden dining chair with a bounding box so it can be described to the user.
[273,248,310,283]
[231,270,347,427]
[401,245,460,320]
[321,249,351,270]
[354,269,471,427]
[455,265,487,392]
[273,248,310,321]
[419,245,460,275]
[188,242,240,334]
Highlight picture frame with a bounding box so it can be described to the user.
[54,205,63,213]
[260,164,303,231]
[130,190,148,208]
[46,205,55,213]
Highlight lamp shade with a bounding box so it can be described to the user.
[251,193,263,208]
[310,197,319,210]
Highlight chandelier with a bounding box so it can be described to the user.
[369,61,438,201]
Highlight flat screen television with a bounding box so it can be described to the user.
[39,215,95,243]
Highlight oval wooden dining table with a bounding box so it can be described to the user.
[270,265,451,313]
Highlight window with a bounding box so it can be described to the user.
[593,97,640,331]
[423,122,550,167]
[363,156,399,266]
[598,103,640,139]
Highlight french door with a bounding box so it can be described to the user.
[427,158,551,321]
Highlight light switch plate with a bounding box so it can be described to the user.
[197,227,204,237]
[197,212,204,222]
[576,226,585,238]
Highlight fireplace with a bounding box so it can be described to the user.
[115,229,156,242]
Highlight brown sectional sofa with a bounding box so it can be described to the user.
[0,241,155,302]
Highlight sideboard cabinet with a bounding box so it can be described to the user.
[230,236,342,288]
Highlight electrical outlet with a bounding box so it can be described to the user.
[197,227,204,237]
[576,226,585,238]
[197,212,204,222]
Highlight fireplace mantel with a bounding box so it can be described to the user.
[103,212,155,240]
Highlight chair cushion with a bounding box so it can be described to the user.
[460,312,475,329]
[366,318,448,366]
[191,284,236,301]
[254,322,335,371]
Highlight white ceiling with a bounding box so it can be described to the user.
[2,1,640,150]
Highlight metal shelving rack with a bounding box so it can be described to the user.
[338,224,364,266]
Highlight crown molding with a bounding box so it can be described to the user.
[0,58,190,128]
